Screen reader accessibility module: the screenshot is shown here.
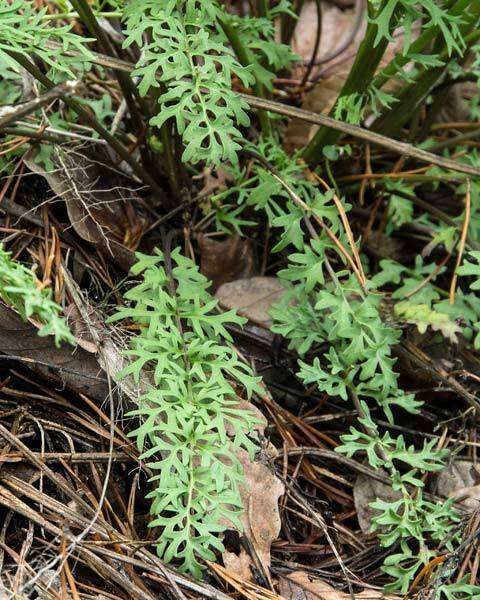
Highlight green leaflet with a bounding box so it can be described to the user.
[0,0,94,78]
[370,0,465,55]
[214,139,345,242]
[0,245,74,347]
[108,248,261,577]
[122,0,253,166]
[223,141,459,592]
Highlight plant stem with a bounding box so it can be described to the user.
[301,0,391,164]
[281,0,304,45]
[256,0,269,17]
[42,11,122,20]
[68,0,147,140]
[0,82,78,128]
[158,120,184,199]
[241,95,480,177]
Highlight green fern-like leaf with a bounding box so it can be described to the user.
[0,0,94,78]
[109,248,262,576]
[0,245,74,347]
[122,0,254,166]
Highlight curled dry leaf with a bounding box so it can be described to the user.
[223,401,284,581]
[25,147,140,272]
[216,277,288,328]
[199,234,255,292]
[279,571,400,600]
[0,301,108,401]
[229,448,284,580]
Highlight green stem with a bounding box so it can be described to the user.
[281,0,304,45]
[301,0,391,164]
[68,0,147,137]
[372,27,480,137]
[218,15,272,137]
[256,0,269,17]
[159,120,183,199]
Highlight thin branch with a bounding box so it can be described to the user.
[0,82,78,129]
[240,95,480,178]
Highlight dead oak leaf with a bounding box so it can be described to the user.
[216,277,289,328]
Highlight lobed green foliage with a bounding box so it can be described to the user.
[0,245,74,347]
[2,0,480,593]
[108,249,261,576]
[227,142,479,594]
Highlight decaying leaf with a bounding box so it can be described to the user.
[353,471,401,534]
[432,460,480,511]
[216,277,288,328]
[199,234,255,291]
[197,166,233,197]
[25,147,140,272]
[228,448,284,580]
[279,571,400,600]
[223,550,253,582]
[223,401,284,581]
[0,301,108,401]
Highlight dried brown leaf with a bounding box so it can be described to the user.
[432,460,480,511]
[199,234,255,292]
[25,147,139,272]
[0,301,108,401]
[216,277,288,328]
[222,402,283,581]
[284,2,402,152]
[279,571,400,600]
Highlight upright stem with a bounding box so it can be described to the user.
[256,0,269,17]
[69,0,147,135]
[281,0,304,45]
[301,0,390,165]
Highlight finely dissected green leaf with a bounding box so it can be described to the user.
[238,139,458,594]
[109,248,262,576]
[122,0,253,166]
[0,0,94,78]
[458,251,480,290]
[0,245,74,347]
[371,0,464,55]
